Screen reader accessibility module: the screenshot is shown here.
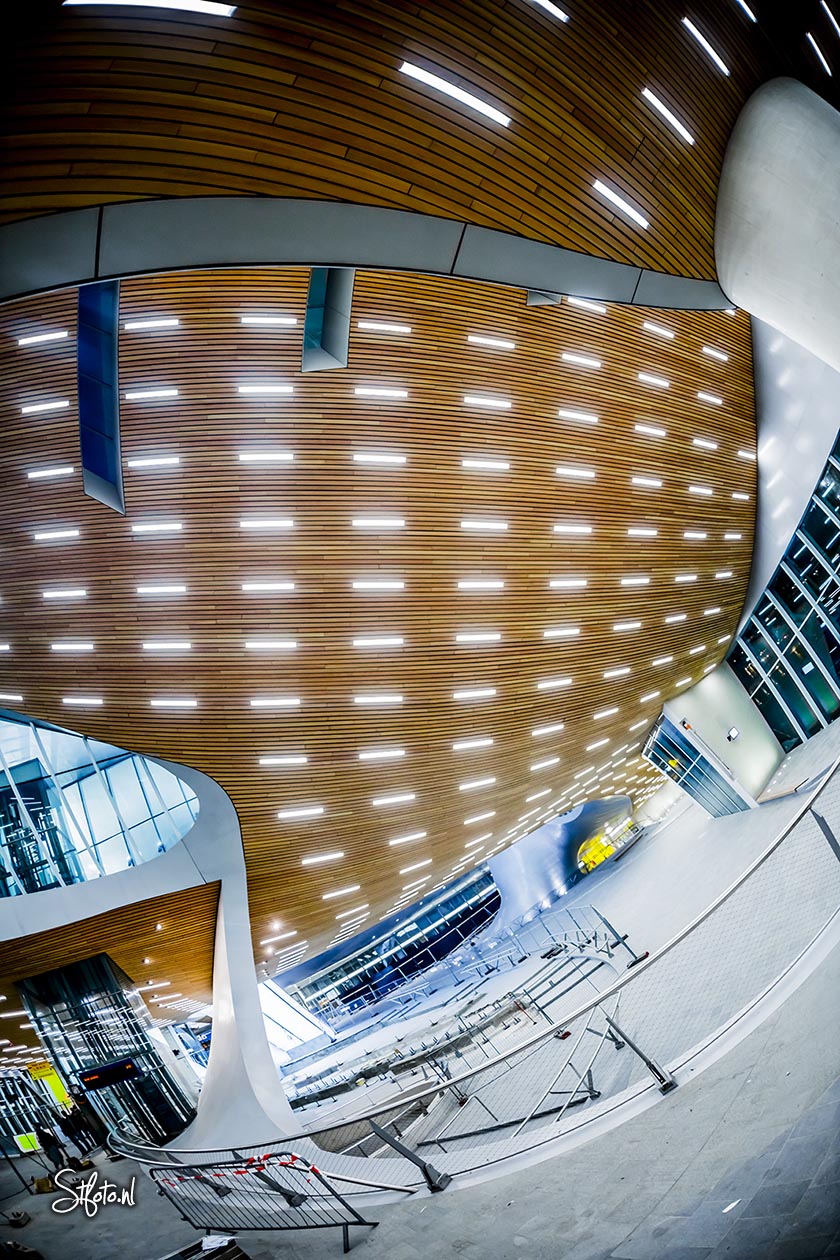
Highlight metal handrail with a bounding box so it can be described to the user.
[131,752,840,1160]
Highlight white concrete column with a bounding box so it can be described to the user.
[715,78,840,375]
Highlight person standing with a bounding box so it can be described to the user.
[33,1123,67,1172]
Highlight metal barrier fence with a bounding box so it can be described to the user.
[116,757,840,1196]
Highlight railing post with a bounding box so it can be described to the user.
[368,1120,452,1191]
[604,1015,676,1093]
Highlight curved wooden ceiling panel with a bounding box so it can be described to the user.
[0,267,755,975]
[3,0,838,278]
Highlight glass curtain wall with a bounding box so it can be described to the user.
[643,717,752,818]
[0,714,198,896]
[728,451,840,751]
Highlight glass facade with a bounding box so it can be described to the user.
[0,714,198,895]
[643,717,751,818]
[727,450,840,752]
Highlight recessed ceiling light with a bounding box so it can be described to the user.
[245,639,297,651]
[398,60,511,127]
[652,654,674,665]
[553,523,592,535]
[641,88,695,144]
[640,691,660,703]
[457,578,504,591]
[250,696,301,709]
[613,620,641,632]
[684,530,707,540]
[703,606,722,616]
[238,383,293,396]
[732,492,750,501]
[43,586,86,600]
[692,438,718,451]
[557,408,599,424]
[586,738,609,751]
[467,333,515,349]
[27,465,75,480]
[530,756,559,771]
[628,526,657,538]
[561,352,601,369]
[527,0,569,21]
[715,570,733,579]
[688,485,713,496]
[459,776,496,791]
[461,519,508,532]
[21,399,70,414]
[354,693,403,705]
[143,640,191,651]
[638,372,669,388]
[532,721,564,736]
[352,578,405,590]
[464,811,495,825]
[51,641,94,652]
[555,465,595,480]
[550,577,587,589]
[682,16,730,74]
[373,792,416,806]
[301,851,343,866]
[64,0,237,13]
[353,635,405,647]
[123,317,180,330]
[18,329,69,345]
[241,580,294,592]
[675,574,697,584]
[150,697,197,708]
[322,884,361,900]
[665,613,687,624]
[629,719,650,732]
[453,736,494,750]
[620,576,650,586]
[33,527,80,541]
[634,422,667,438]
[354,386,408,399]
[259,755,307,766]
[737,449,756,461]
[689,644,706,656]
[62,695,102,706]
[336,903,369,920]
[239,517,294,531]
[697,391,723,405]
[724,532,742,540]
[131,521,182,534]
[543,625,580,640]
[594,706,619,720]
[463,394,512,410]
[718,633,731,644]
[279,805,324,820]
[675,675,692,687]
[631,475,662,489]
[238,451,294,464]
[388,831,427,847]
[124,387,178,401]
[822,0,840,37]
[604,666,630,678]
[537,676,572,690]
[702,345,728,362]
[358,747,405,761]
[593,179,649,228]
[461,457,510,472]
[453,687,497,700]
[642,319,675,339]
[353,451,406,465]
[357,320,411,334]
[566,296,606,313]
[352,516,405,529]
[807,31,833,74]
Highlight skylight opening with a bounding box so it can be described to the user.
[641,88,695,144]
[604,666,630,678]
[702,345,728,362]
[357,320,411,334]
[620,576,650,586]
[553,523,592,535]
[373,792,416,806]
[353,450,406,466]
[352,579,405,591]
[453,736,494,750]
[241,580,294,592]
[638,372,669,388]
[27,465,75,480]
[398,60,511,127]
[453,687,497,700]
[21,399,71,415]
[467,334,515,349]
[682,16,730,74]
[463,394,512,409]
[550,577,587,589]
[807,32,833,74]
[593,179,649,228]
[353,635,405,647]
[461,519,508,532]
[250,697,301,709]
[388,831,427,847]
[537,677,572,690]
[556,465,595,480]
[532,721,565,736]
[358,748,405,761]
[557,408,599,425]
[697,391,723,405]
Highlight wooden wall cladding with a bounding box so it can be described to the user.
[0,883,220,1053]
[0,267,756,972]
[3,0,839,279]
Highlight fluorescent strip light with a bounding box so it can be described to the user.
[715,570,733,579]
[62,696,102,706]
[528,0,569,19]
[593,179,649,228]
[594,706,619,720]
[238,451,294,464]
[388,831,427,847]
[34,528,79,541]
[628,526,657,538]
[467,334,515,349]
[665,613,687,624]
[373,792,416,806]
[43,587,86,599]
[352,517,405,530]
[51,641,94,652]
[131,521,182,534]
[697,391,723,405]
[358,748,405,761]
[676,676,692,687]
[238,383,293,396]
[732,491,750,501]
[27,465,74,480]
[454,687,496,700]
[150,697,197,708]
[124,317,180,331]
[807,32,832,74]
[458,578,504,591]
[63,0,236,13]
[464,811,495,824]
[561,352,601,369]
[613,620,641,631]
[718,633,731,644]
[641,88,695,144]
[353,635,404,647]
[692,438,718,451]
[556,465,595,480]
[400,859,433,876]
[702,345,728,362]
[462,458,510,472]
[566,296,606,313]
[537,676,572,690]
[675,574,697,583]
[525,790,550,803]
[239,518,294,530]
[530,756,559,771]
[336,903,369,920]
[737,449,756,461]
[683,17,730,73]
[240,314,296,326]
[553,523,592,535]
[259,755,307,766]
[638,372,669,388]
[461,519,508,532]
[641,691,661,703]
[21,399,70,414]
[353,451,406,465]
[354,386,408,399]
[245,639,296,651]
[127,455,180,469]
[550,577,587,589]
[456,631,501,643]
[301,852,343,866]
[18,329,69,345]
[458,777,496,791]
[124,388,178,401]
[689,644,706,655]
[0,693,23,703]
[357,320,411,334]
[629,719,650,732]
[278,805,324,820]
[635,422,666,438]
[604,666,630,679]
[684,530,707,540]
[241,580,294,592]
[463,394,512,409]
[688,485,713,496]
[652,655,674,665]
[453,737,493,750]
[557,408,598,424]
[322,885,361,900]
[643,319,676,339]
[352,578,404,590]
[586,739,609,751]
[621,576,650,586]
[724,532,742,540]
[354,693,403,704]
[250,697,301,709]
[543,626,580,639]
[398,60,511,127]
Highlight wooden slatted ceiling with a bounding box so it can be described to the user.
[0,883,220,1056]
[0,267,756,975]
[3,0,838,278]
